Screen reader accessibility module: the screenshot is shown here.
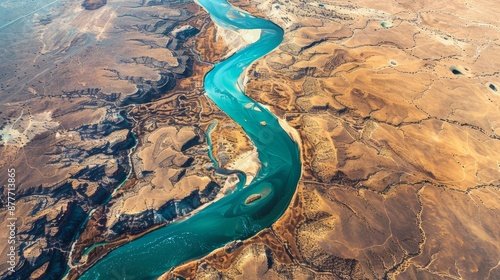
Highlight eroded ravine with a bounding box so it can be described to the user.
[79,0,301,278]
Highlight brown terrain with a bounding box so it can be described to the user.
[0,0,498,279]
[0,0,253,279]
[165,0,500,279]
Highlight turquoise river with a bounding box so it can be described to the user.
[79,0,301,278]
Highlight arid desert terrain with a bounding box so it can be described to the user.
[167,0,500,279]
[0,0,499,279]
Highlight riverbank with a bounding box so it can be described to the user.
[77,0,301,278]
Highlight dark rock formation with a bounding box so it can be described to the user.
[82,0,107,10]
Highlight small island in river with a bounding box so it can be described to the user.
[244,194,262,204]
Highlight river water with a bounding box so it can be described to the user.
[79,0,301,278]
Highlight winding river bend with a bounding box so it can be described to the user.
[79,0,301,279]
